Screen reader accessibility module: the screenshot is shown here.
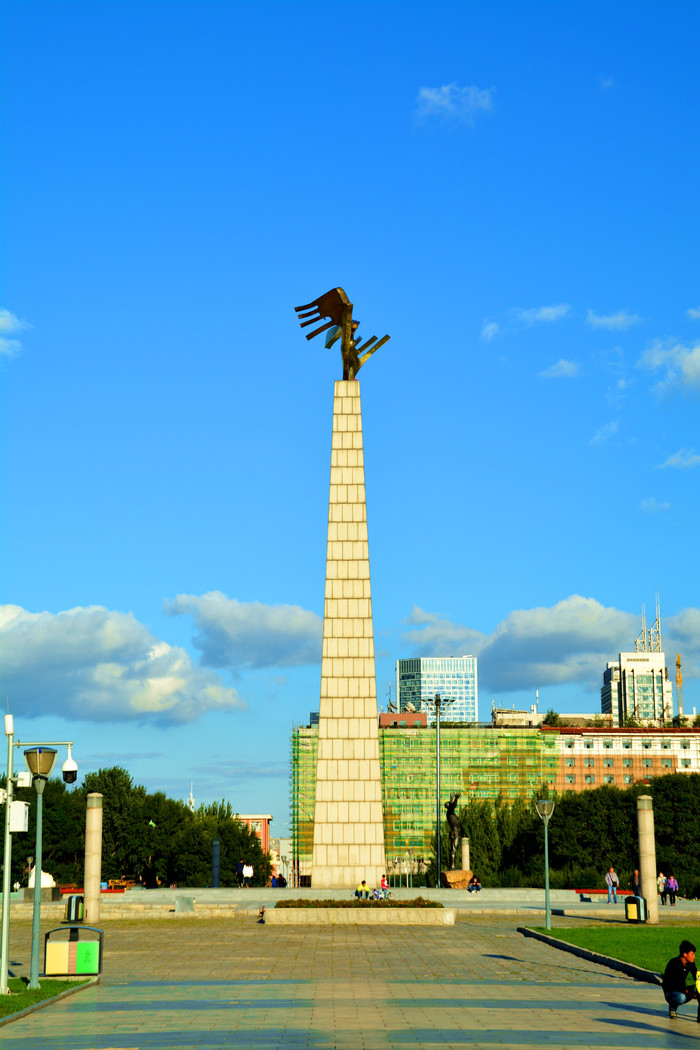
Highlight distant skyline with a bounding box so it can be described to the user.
[1,1,699,835]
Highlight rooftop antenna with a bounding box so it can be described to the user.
[635,604,648,652]
[187,782,195,812]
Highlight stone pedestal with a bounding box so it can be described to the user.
[311,381,386,889]
[442,869,473,890]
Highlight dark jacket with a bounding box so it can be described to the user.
[662,956,697,995]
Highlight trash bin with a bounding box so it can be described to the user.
[625,895,647,923]
[64,894,84,923]
[44,925,103,975]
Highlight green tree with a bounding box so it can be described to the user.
[542,709,561,727]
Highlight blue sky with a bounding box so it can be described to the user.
[2,1,699,836]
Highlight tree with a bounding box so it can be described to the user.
[542,709,561,727]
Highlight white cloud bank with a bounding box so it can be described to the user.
[639,339,700,395]
[0,604,244,725]
[0,308,31,357]
[539,359,580,379]
[511,304,570,325]
[415,83,493,122]
[587,308,642,330]
[164,591,322,669]
[687,307,700,320]
[657,448,700,470]
[401,596,700,693]
[639,497,670,513]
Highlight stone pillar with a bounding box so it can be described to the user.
[312,380,386,888]
[84,793,103,923]
[461,838,470,873]
[637,794,659,925]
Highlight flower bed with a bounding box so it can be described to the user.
[274,897,442,909]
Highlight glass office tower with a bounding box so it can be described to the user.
[395,656,478,724]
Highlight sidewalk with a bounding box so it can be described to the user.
[2,913,698,1048]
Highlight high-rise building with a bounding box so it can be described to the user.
[600,601,673,726]
[396,656,478,723]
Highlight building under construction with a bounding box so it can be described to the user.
[290,719,559,885]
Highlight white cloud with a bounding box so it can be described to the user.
[639,497,671,513]
[687,307,700,320]
[0,604,244,724]
[511,304,570,325]
[401,596,700,693]
[599,76,616,90]
[657,448,700,470]
[589,420,619,445]
[539,358,580,379]
[481,320,500,342]
[639,338,700,394]
[587,308,642,330]
[415,83,494,122]
[0,308,31,357]
[164,591,322,669]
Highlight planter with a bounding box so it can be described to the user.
[265,907,456,926]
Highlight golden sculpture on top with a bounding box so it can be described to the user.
[294,288,390,380]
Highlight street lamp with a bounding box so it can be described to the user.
[25,747,57,989]
[423,693,454,887]
[536,799,555,931]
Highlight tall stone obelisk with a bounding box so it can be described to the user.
[311,380,386,888]
[294,287,390,889]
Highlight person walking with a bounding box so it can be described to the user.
[242,863,253,888]
[658,872,667,906]
[662,939,699,1020]
[667,874,679,906]
[605,866,619,903]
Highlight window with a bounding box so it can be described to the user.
[585,774,595,784]
[565,775,575,784]
[642,759,652,768]
[623,740,632,749]
[565,758,575,767]
[623,758,632,767]
[661,741,671,750]
[604,774,614,784]
[681,758,691,768]
[662,758,672,768]
[681,740,690,750]
[604,758,613,768]
[584,758,594,767]
[642,740,652,750]
[584,740,594,750]
[603,740,613,749]
[624,774,633,784]
[565,739,574,749]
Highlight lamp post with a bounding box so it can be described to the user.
[1,716,16,996]
[2,732,76,992]
[536,799,555,931]
[423,693,454,887]
[24,747,57,989]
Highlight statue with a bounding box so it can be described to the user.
[444,792,461,871]
[294,287,390,380]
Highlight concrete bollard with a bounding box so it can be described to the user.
[84,793,104,924]
[461,838,470,873]
[637,794,659,925]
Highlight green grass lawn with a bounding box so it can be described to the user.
[0,978,91,1020]
[534,926,700,975]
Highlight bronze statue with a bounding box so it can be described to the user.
[445,793,461,871]
[294,287,390,380]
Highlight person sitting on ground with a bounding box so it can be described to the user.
[662,939,699,1020]
[355,880,369,900]
[468,875,482,893]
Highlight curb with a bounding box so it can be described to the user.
[518,927,662,985]
[0,976,100,1028]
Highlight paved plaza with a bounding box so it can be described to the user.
[3,909,699,1050]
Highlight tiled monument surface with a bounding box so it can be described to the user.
[311,380,386,888]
